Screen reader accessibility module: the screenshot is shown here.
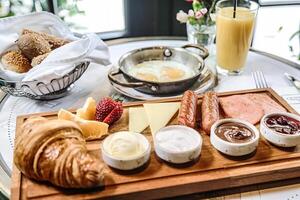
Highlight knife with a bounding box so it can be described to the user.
[284,73,300,89]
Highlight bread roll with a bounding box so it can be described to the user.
[22,29,69,50]
[17,33,51,60]
[1,50,32,73]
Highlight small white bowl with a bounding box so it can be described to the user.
[101,131,151,170]
[210,119,260,156]
[154,125,202,164]
[260,112,300,147]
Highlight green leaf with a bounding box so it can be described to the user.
[192,0,201,11]
[188,17,197,25]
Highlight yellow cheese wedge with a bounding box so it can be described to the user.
[58,109,108,139]
[143,102,180,135]
[76,97,96,120]
[129,107,149,133]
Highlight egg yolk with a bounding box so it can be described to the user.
[136,72,159,82]
[161,66,185,81]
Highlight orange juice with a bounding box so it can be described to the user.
[216,7,256,73]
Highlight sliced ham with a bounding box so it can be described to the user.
[219,93,286,125]
[247,93,286,114]
[219,94,264,124]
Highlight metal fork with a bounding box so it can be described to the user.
[252,70,269,88]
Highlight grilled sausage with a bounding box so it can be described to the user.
[201,91,219,134]
[178,90,198,128]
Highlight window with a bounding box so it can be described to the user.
[0,0,48,17]
[259,0,300,5]
[252,4,300,63]
[0,0,126,37]
[57,0,125,34]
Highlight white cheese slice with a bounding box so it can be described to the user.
[143,102,180,136]
[129,107,149,133]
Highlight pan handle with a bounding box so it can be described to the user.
[108,68,146,88]
[181,44,209,59]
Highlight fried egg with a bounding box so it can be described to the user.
[127,60,195,82]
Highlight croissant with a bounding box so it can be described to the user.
[14,116,104,188]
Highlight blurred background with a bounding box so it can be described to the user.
[0,0,299,62]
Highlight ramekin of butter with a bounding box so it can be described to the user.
[210,119,260,156]
[154,125,202,164]
[260,112,300,147]
[101,131,151,170]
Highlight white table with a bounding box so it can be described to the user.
[1,38,300,199]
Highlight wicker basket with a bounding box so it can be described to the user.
[0,61,89,100]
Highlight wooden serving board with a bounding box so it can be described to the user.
[11,88,300,200]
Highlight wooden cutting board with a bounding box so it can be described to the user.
[11,88,300,200]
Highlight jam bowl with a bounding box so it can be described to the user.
[210,119,260,156]
[108,44,209,95]
[260,112,300,147]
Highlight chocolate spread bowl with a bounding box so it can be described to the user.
[260,112,300,147]
[210,119,260,156]
[108,44,209,95]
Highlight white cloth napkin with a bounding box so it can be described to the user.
[0,11,110,82]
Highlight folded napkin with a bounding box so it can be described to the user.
[0,11,110,82]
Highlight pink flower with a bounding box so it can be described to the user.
[188,9,194,17]
[195,11,203,19]
[200,8,208,15]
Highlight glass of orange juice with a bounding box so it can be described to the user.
[216,0,259,75]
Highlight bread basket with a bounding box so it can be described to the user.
[0,61,89,100]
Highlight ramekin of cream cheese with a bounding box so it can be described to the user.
[102,131,151,170]
[154,125,202,164]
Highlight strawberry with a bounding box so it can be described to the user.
[95,98,115,121]
[103,102,123,125]
[95,98,123,125]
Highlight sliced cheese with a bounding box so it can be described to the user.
[143,102,180,135]
[129,107,149,133]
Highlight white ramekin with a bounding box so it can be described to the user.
[260,112,300,147]
[154,125,202,164]
[210,119,260,156]
[101,131,151,170]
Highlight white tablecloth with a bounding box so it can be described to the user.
[1,39,300,199]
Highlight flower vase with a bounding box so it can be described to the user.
[186,22,215,50]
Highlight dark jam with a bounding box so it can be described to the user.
[265,114,300,135]
[215,122,255,143]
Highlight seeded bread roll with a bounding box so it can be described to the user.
[17,33,51,60]
[31,52,49,67]
[22,29,69,50]
[1,50,32,73]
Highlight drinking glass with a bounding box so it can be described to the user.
[216,0,259,75]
